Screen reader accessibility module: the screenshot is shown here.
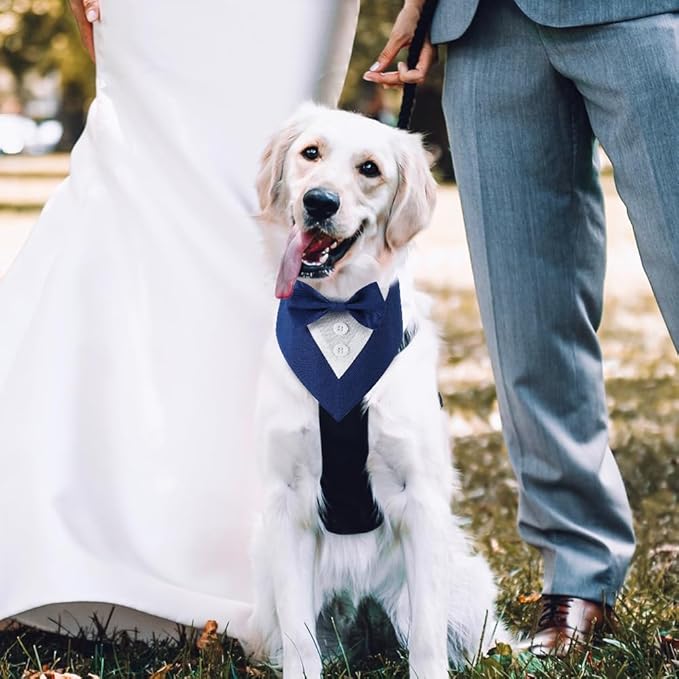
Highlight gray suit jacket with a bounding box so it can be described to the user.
[431,0,679,43]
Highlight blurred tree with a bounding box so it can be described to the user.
[0,0,453,174]
[0,0,94,147]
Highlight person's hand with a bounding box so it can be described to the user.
[69,0,100,62]
[362,1,437,88]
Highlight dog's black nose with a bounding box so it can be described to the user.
[303,188,340,221]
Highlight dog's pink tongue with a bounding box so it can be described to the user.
[275,227,314,299]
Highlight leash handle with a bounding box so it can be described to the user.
[396,0,439,131]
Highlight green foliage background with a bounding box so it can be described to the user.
[0,1,451,170]
[0,0,94,104]
[2,0,413,129]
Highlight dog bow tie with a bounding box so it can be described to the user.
[277,280,403,421]
[287,281,386,329]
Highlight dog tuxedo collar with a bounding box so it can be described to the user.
[277,279,407,535]
[276,280,404,422]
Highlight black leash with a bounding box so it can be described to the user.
[396,0,440,131]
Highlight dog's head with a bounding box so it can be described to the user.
[256,104,437,298]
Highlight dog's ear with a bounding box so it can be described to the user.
[385,132,437,250]
[256,102,319,221]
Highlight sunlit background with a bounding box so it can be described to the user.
[0,0,94,153]
[0,1,454,171]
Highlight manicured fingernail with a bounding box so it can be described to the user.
[86,9,98,21]
[369,62,381,72]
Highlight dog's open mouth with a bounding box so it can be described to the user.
[275,225,363,299]
[300,227,362,277]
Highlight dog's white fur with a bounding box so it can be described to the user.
[248,104,506,678]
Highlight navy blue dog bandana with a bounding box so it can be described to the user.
[276,280,403,422]
[276,280,405,535]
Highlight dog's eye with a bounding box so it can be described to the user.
[358,160,381,178]
[301,146,320,161]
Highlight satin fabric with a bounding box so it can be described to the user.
[0,0,358,637]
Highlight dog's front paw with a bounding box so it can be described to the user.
[281,637,322,679]
[283,656,322,679]
[408,653,450,679]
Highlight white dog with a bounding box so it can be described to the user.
[247,104,507,678]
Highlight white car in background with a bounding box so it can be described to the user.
[0,114,63,155]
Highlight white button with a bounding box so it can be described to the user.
[332,343,350,357]
[333,321,349,336]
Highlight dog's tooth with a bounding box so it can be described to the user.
[319,252,329,264]
[330,241,338,249]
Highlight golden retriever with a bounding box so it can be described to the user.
[247,104,508,678]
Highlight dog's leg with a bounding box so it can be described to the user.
[399,490,452,679]
[445,548,510,667]
[246,530,282,664]
[251,511,322,677]
[251,386,323,676]
[381,583,410,648]
[266,514,322,679]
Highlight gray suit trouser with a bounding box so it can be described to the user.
[441,0,679,605]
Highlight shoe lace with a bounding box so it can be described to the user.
[537,595,573,630]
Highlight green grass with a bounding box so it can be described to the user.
[1,288,677,678]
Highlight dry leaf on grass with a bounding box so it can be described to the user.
[196,619,220,651]
[149,664,173,678]
[517,592,542,605]
[489,537,505,554]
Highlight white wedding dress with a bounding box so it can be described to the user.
[0,0,358,639]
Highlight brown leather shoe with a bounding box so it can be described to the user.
[518,595,615,656]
